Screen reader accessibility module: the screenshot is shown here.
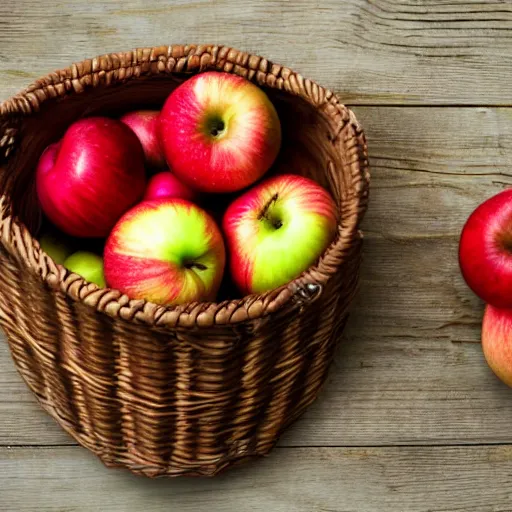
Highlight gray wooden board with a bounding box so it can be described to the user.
[2,106,512,447]
[3,445,512,512]
[1,0,512,105]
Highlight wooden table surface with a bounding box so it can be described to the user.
[2,1,512,511]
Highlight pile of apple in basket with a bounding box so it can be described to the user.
[37,71,338,304]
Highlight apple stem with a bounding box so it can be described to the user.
[259,194,283,230]
[259,193,279,220]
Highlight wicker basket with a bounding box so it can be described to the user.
[0,45,369,477]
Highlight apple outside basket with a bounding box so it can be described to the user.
[0,45,369,477]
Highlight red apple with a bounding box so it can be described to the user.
[223,174,338,295]
[104,199,225,305]
[482,304,512,387]
[36,117,146,238]
[120,110,166,170]
[143,171,197,202]
[459,189,512,308]
[159,71,281,194]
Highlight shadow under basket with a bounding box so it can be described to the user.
[0,45,369,477]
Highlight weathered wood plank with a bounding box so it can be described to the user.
[356,106,512,238]
[2,445,512,512]
[1,0,512,105]
[2,106,512,446]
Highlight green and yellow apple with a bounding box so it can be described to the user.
[103,199,226,305]
[223,174,338,295]
[64,251,105,287]
[39,232,73,265]
[159,71,281,193]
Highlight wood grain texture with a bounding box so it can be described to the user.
[3,445,512,512]
[2,106,512,447]
[1,0,512,105]
[2,1,512,507]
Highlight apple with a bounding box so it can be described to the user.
[36,117,146,238]
[39,232,73,265]
[482,305,512,387]
[143,171,197,202]
[104,199,225,305]
[120,110,166,170]
[159,71,281,194]
[459,189,512,308]
[223,174,338,295]
[64,251,106,287]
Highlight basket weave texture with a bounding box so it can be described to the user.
[0,45,369,477]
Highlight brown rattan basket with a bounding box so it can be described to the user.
[0,45,369,477]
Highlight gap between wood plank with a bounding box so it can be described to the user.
[5,442,512,450]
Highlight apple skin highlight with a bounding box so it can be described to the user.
[104,199,226,305]
[223,174,338,295]
[36,117,146,238]
[143,171,197,202]
[159,71,282,194]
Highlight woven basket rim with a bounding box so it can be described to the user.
[0,44,369,330]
